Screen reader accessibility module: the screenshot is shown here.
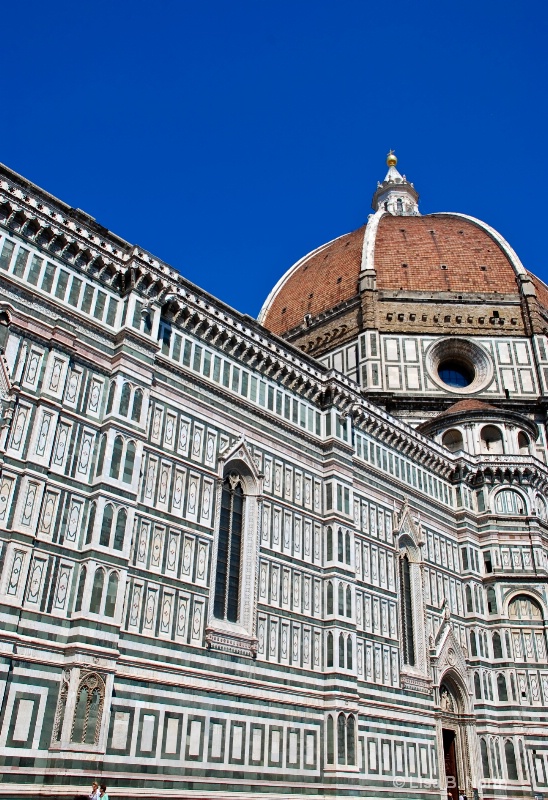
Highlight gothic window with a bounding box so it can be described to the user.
[326,581,333,615]
[345,531,351,564]
[346,715,356,765]
[326,526,333,560]
[123,441,136,484]
[100,505,114,547]
[96,434,107,476]
[106,381,116,415]
[470,630,477,656]
[339,634,345,669]
[399,554,415,666]
[326,715,334,764]
[90,568,105,613]
[346,586,352,618]
[110,435,124,479]
[465,585,473,613]
[518,739,528,779]
[510,674,517,701]
[327,632,334,667]
[396,198,403,215]
[346,636,353,670]
[337,528,343,561]
[487,586,497,614]
[71,672,105,746]
[497,673,508,702]
[213,472,244,623]
[74,567,86,612]
[480,738,490,778]
[53,672,68,742]
[337,714,346,764]
[119,382,131,416]
[104,572,118,617]
[505,739,518,780]
[474,672,481,699]
[493,632,503,658]
[113,509,127,551]
[482,673,489,699]
[338,584,344,615]
[131,389,143,422]
[85,502,96,545]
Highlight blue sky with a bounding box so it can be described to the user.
[1,1,547,316]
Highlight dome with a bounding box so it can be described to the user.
[259,213,524,336]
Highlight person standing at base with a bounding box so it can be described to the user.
[89,782,100,800]
[99,785,109,800]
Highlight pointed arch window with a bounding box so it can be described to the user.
[71,672,105,746]
[326,715,334,764]
[96,434,107,476]
[214,472,244,623]
[119,382,131,416]
[497,673,508,702]
[123,441,136,484]
[110,435,124,479]
[90,569,105,614]
[74,567,86,613]
[505,739,518,780]
[339,633,345,668]
[326,581,333,615]
[85,502,96,545]
[326,526,333,561]
[337,714,346,765]
[399,553,415,666]
[104,572,118,618]
[327,632,334,667]
[337,528,344,561]
[346,636,353,670]
[131,389,143,422]
[493,632,503,658]
[113,508,127,551]
[345,531,351,564]
[481,738,490,778]
[346,586,352,618]
[100,505,114,547]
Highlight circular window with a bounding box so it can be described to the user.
[438,359,474,388]
[426,338,493,395]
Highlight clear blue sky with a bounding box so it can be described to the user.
[1,1,547,316]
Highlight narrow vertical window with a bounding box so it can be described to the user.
[505,740,518,780]
[327,632,333,667]
[90,569,105,613]
[327,581,333,614]
[123,441,136,484]
[110,435,124,479]
[85,502,96,545]
[326,715,334,764]
[326,526,333,560]
[399,554,415,666]
[345,532,351,564]
[96,434,107,477]
[119,382,131,416]
[131,389,143,422]
[338,583,344,615]
[214,472,244,623]
[100,505,114,547]
[337,714,346,765]
[337,528,343,561]
[113,509,127,551]
[104,572,118,618]
[346,715,355,765]
[346,636,353,670]
[339,633,345,668]
[74,567,86,612]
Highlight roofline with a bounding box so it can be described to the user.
[256,230,355,324]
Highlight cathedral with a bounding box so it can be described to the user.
[0,153,546,800]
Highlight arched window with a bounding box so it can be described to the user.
[90,569,105,614]
[493,632,503,658]
[71,673,105,745]
[96,434,107,476]
[110,435,124,480]
[483,673,489,700]
[337,528,343,562]
[481,425,504,454]
[396,198,403,214]
[517,431,529,455]
[337,714,346,765]
[508,594,543,620]
[487,586,497,614]
[338,583,344,615]
[327,632,334,667]
[493,738,502,778]
[442,429,464,453]
[326,526,333,560]
[123,441,136,484]
[85,502,96,545]
[113,508,127,551]
[481,738,490,778]
[535,494,547,521]
[470,630,477,656]
[100,504,114,547]
[346,715,355,765]
[510,674,517,701]
[497,673,508,702]
[131,389,143,422]
[346,586,352,618]
[518,739,528,779]
[104,572,118,618]
[345,531,351,564]
[339,634,345,669]
[505,739,518,780]
[214,472,244,623]
[474,672,482,699]
[74,567,86,612]
[326,715,334,764]
[399,554,415,666]
[494,489,525,515]
[119,382,131,417]
[346,636,353,670]
[466,585,473,613]
[106,381,116,415]
[326,581,333,614]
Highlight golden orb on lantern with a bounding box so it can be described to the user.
[386,150,397,167]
